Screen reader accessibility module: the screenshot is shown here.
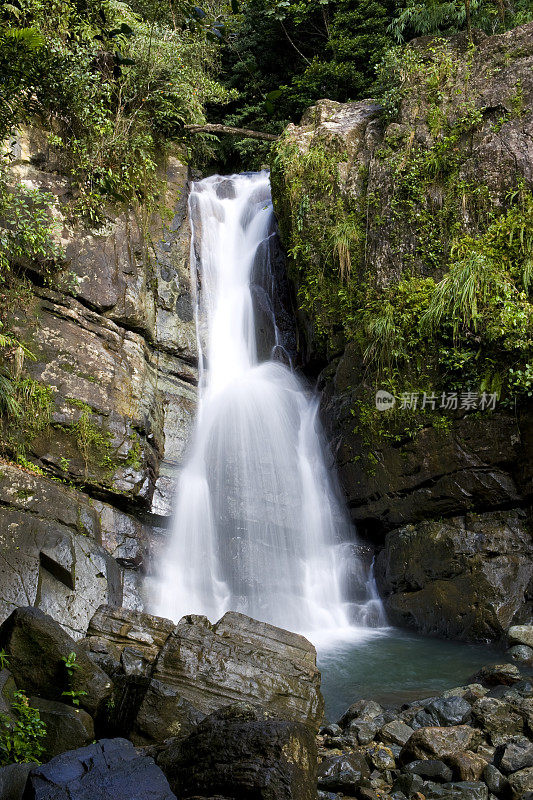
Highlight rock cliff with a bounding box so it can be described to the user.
[271,23,533,641]
[0,125,197,633]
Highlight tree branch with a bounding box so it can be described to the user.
[185,124,279,141]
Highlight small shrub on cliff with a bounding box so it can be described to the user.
[0,690,46,765]
[0,177,62,281]
[421,248,508,339]
[67,399,115,478]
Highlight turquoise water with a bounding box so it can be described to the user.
[318,628,505,723]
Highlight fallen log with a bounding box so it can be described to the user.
[184,123,279,141]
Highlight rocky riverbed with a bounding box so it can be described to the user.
[0,606,531,800]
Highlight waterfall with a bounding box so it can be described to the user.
[154,171,386,642]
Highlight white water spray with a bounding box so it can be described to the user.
[155,172,385,642]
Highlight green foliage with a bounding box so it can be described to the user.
[0,0,234,219]
[422,248,507,339]
[0,172,63,418]
[0,175,62,280]
[0,690,46,765]
[61,651,87,707]
[67,399,115,477]
[388,0,533,42]
[213,0,396,170]
[0,373,54,463]
[273,37,533,418]
[272,138,365,341]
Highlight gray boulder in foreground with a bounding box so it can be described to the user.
[23,738,175,800]
[83,605,324,742]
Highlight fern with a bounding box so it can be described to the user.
[0,373,20,417]
[363,302,406,372]
[422,249,507,339]
[330,217,362,282]
[388,0,473,41]
[2,26,44,49]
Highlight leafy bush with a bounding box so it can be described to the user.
[388,0,533,42]
[0,690,46,765]
[0,0,234,218]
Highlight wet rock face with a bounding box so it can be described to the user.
[272,24,533,644]
[0,463,149,638]
[145,611,323,732]
[82,605,323,743]
[329,405,527,536]
[375,510,533,641]
[0,607,113,720]
[1,129,198,628]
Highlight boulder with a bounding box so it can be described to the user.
[132,680,205,745]
[439,782,489,800]
[85,605,174,678]
[29,698,94,759]
[508,767,533,798]
[157,704,317,800]
[0,607,113,719]
[483,763,512,797]
[471,697,524,744]
[79,606,178,737]
[347,718,379,744]
[520,697,533,735]
[358,789,380,800]
[0,763,36,800]
[338,700,384,728]
[379,719,414,746]
[508,626,533,649]
[471,664,524,687]
[317,752,370,793]
[320,723,342,737]
[508,646,533,666]
[23,738,176,800]
[421,697,472,727]
[447,751,487,781]
[400,726,477,764]
[404,759,453,783]
[495,739,533,774]
[132,610,323,742]
[375,512,533,641]
[392,772,424,797]
[366,743,396,771]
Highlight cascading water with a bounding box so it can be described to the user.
[154,171,386,642]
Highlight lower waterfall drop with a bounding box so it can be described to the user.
[154,171,386,642]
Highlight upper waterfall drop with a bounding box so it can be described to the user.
[154,171,385,642]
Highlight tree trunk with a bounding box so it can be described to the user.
[465,0,472,41]
[184,124,279,142]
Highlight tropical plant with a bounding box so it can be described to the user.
[61,652,87,707]
[0,691,46,765]
[422,248,507,338]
